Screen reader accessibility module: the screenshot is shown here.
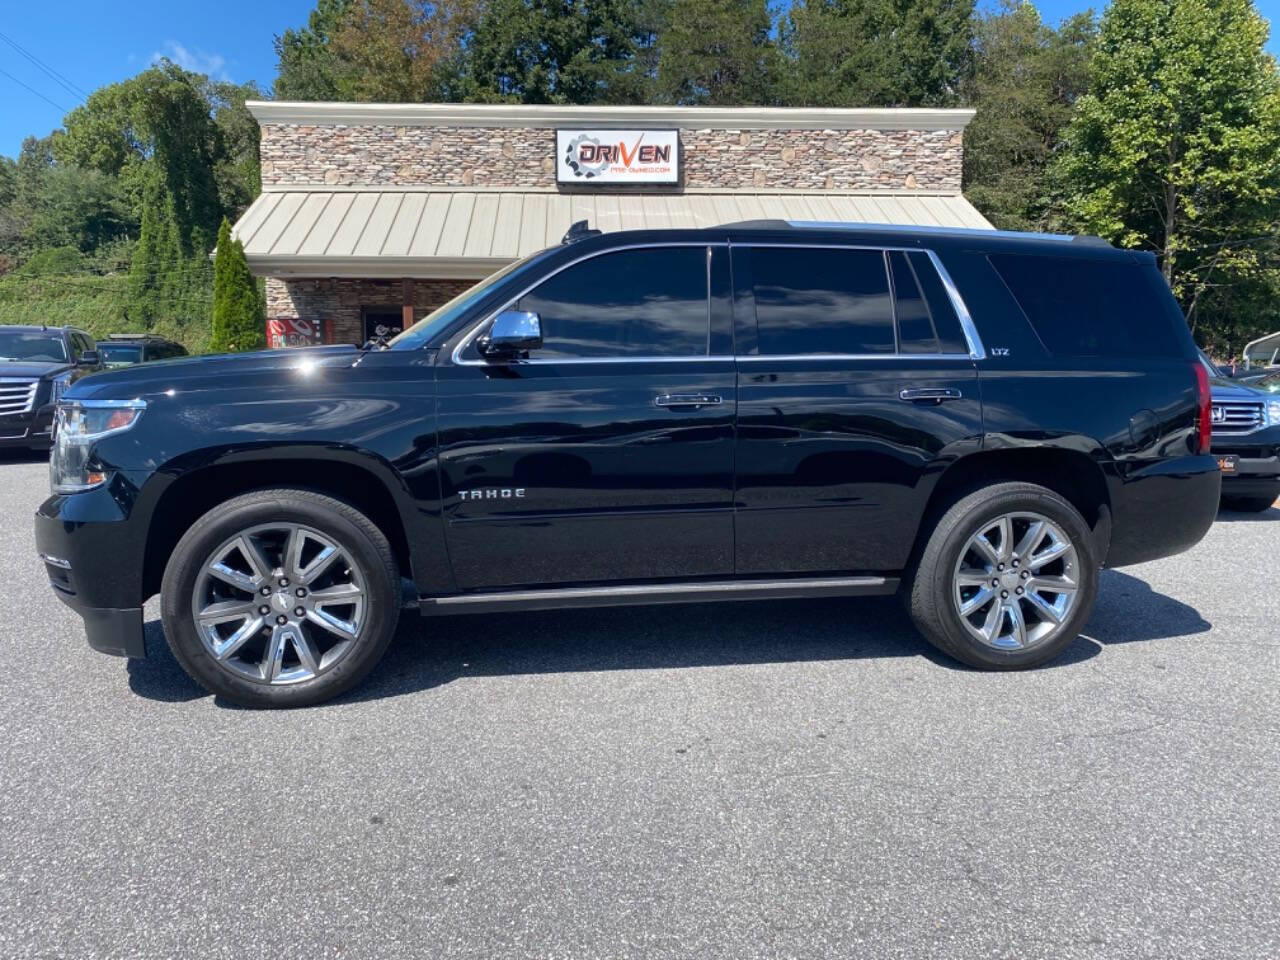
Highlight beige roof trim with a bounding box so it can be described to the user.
[233,188,994,280]
[248,100,976,132]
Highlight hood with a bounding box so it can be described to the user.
[1208,375,1271,401]
[0,359,74,379]
[64,344,363,401]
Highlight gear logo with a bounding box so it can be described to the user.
[564,133,610,179]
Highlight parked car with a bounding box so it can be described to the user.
[1200,352,1280,512]
[98,334,188,368]
[0,325,102,451]
[36,222,1221,707]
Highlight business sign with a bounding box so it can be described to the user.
[556,129,679,185]
[267,317,321,349]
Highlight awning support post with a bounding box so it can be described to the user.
[402,278,415,331]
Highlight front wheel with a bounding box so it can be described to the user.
[160,489,400,707]
[908,482,1099,670]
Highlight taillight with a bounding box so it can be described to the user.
[1193,362,1212,454]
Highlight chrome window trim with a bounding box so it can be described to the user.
[450,239,985,366]
[451,242,724,367]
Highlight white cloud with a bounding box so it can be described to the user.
[150,41,231,81]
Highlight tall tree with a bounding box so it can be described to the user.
[274,0,353,100]
[1052,0,1280,350]
[657,0,775,105]
[459,0,661,103]
[963,2,1096,231]
[333,0,477,101]
[780,0,975,107]
[210,218,265,352]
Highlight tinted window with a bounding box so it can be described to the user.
[989,253,1183,358]
[0,330,67,362]
[889,251,968,355]
[515,247,708,359]
[100,344,143,366]
[751,247,894,355]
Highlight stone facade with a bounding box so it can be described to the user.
[266,277,472,345]
[259,124,964,193]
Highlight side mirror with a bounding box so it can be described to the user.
[478,310,541,359]
[77,350,100,367]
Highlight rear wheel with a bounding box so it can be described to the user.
[908,482,1099,670]
[160,488,400,707]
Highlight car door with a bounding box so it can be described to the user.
[731,242,983,575]
[435,243,737,590]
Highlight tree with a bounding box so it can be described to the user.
[461,0,664,103]
[210,218,264,352]
[780,0,975,107]
[275,0,353,100]
[657,0,776,105]
[963,2,1096,231]
[1052,0,1280,352]
[333,0,477,101]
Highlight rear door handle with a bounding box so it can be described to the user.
[899,388,963,404]
[654,394,722,409]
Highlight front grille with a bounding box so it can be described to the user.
[0,378,38,415]
[1211,401,1265,435]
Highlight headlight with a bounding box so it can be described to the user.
[1269,398,1280,426]
[49,372,73,404]
[50,399,146,494]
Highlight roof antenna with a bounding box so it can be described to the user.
[561,220,602,245]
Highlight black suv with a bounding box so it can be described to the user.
[99,333,189,369]
[35,223,1220,707]
[0,325,102,451]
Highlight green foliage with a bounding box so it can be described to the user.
[210,218,265,353]
[963,2,1096,231]
[1052,0,1280,354]
[461,0,666,103]
[780,0,976,107]
[274,0,353,100]
[656,0,776,105]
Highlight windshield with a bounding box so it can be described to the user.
[100,343,144,366]
[0,330,68,362]
[388,250,555,350]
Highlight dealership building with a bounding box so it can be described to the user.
[232,101,991,347]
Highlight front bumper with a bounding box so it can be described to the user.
[0,404,54,448]
[35,477,149,659]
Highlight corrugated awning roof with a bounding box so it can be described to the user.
[233,188,994,279]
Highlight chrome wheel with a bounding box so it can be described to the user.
[192,523,367,685]
[952,512,1079,651]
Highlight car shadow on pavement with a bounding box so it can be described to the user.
[126,569,1211,707]
[1214,504,1280,522]
[0,448,49,465]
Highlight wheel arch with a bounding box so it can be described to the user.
[139,447,447,601]
[911,446,1113,571]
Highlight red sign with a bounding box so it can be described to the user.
[267,317,320,349]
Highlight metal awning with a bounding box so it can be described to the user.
[233,187,994,279]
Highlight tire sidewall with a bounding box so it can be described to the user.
[160,492,399,708]
[926,487,1099,669]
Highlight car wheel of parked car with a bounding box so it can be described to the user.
[160,488,400,708]
[1221,495,1278,513]
[908,482,1099,670]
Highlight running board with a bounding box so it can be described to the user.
[419,575,899,615]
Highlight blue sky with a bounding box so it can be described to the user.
[2,0,1279,159]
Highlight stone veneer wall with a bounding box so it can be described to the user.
[266,277,473,345]
[259,125,964,193]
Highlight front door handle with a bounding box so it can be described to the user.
[654,394,723,409]
[899,387,963,404]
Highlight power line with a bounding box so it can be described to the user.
[0,65,68,114]
[0,30,90,102]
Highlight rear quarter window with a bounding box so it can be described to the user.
[988,253,1184,358]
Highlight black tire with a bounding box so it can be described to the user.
[1221,495,1278,513]
[907,482,1099,670]
[160,488,400,707]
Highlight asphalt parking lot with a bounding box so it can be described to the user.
[0,453,1276,960]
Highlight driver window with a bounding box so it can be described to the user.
[513,246,709,359]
